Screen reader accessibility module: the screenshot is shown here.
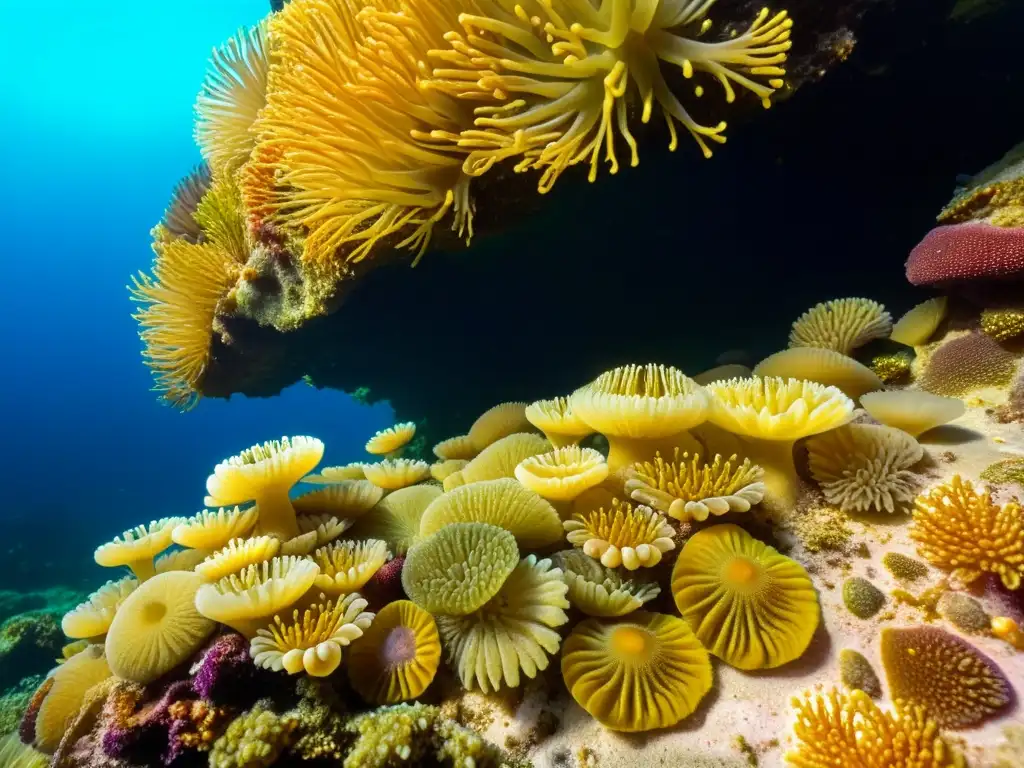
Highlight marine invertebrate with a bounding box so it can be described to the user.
[869,351,913,383]
[837,649,881,698]
[561,611,712,732]
[918,332,1019,398]
[753,348,883,399]
[890,297,948,347]
[524,397,592,447]
[347,484,442,554]
[0,734,47,768]
[981,307,1024,341]
[880,625,1012,728]
[366,422,417,456]
[991,616,1024,650]
[671,523,819,670]
[208,701,298,768]
[432,435,478,461]
[250,593,374,677]
[190,632,260,701]
[906,222,1024,286]
[569,364,709,472]
[295,513,349,546]
[468,402,534,451]
[552,549,660,617]
[172,506,259,550]
[693,363,752,384]
[196,536,281,582]
[436,555,569,692]
[206,436,325,540]
[882,552,929,581]
[348,600,441,704]
[361,554,406,608]
[312,539,390,594]
[161,164,210,242]
[419,477,563,547]
[155,546,213,574]
[29,645,111,754]
[625,448,765,522]
[841,577,885,619]
[807,424,923,514]
[788,505,852,553]
[515,445,610,502]
[564,499,675,569]
[402,522,519,615]
[910,474,1024,589]
[303,463,367,483]
[459,432,552,484]
[981,457,1024,485]
[361,459,431,490]
[293,479,384,517]
[94,518,183,581]
[429,458,467,483]
[61,577,138,640]
[105,571,216,684]
[788,298,892,355]
[859,390,965,438]
[936,592,990,633]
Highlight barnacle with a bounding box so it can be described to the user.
[432,435,478,461]
[837,649,881,698]
[910,474,1024,589]
[161,164,210,242]
[564,499,676,570]
[196,536,281,582]
[361,459,431,490]
[459,432,552,484]
[936,592,990,633]
[671,523,819,669]
[172,506,259,550]
[312,539,390,594]
[366,422,417,456]
[348,600,441,704]
[515,446,610,501]
[250,593,374,677]
[841,577,885,619]
[430,458,467,483]
[880,625,1012,728]
[625,448,765,522]
[94,518,183,581]
[561,611,712,732]
[468,401,534,451]
[347,484,442,554]
[436,555,569,693]
[552,549,660,617]
[524,397,592,447]
[789,298,892,355]
[61,577,138,640]
[419,477,563,548]
[807,424,923,514]
[293,480,384,517]
[860,390,965,438]
[981,307,1024,341]
[882,551,930,581]
[754,348,883,399]
[891,297,948,347]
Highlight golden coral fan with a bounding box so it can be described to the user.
[891,297,948,347]
[788,298,893,355]
[564,498,676,570]
[30,645,112,754]
[312,539,390,594]
[552,549,660,617]
[437,555,569,693]
[250,592,374,677]
[348,600,442,704]
[206,436,325,540]
[515,446,610,502]
[753,347,883,400]
[807,424,924,514]
[61,577,139,640]
[424,0,792,192]
[880,626,1012,728]
[195,536,281,582]
[910,475,1024,589]
[625,448,765,522]
[432,435,479,461]
[347,484,442,554]
[561,611,712,732]
[94,518,183,581]
[366,422,417,456]
[361,459,431,490]
[671,523,819,670]
[981,307,1024,342]
[459,432,552,484]
[172,506,259,550]
[161,164,211,243]
[860,390,965,438]
[787,688,966,768]
[467,401,533,451]
[105,571,216,684]
[293,480,384,518]
[524,397,592,447]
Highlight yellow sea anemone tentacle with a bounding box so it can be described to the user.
[564,498,676,570]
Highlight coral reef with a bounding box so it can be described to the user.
[0,612,65,691]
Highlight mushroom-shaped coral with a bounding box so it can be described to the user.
[250,593,374,677]
[61,577,139,640]
[293,480,384,518]
[807,424,924,514]
[365,422,416,456]
[671,523,819,670]
[788,298,893,355]
[891,297,948,347]
[302,462,367,483]
[95,518,183,581]
[195,555,320,636]
[361,459,430,491]
[907,222,1024,286]
[27,644,112,754]
[348,600,441,704]
[347,484,442,555]
[625,449,765,522]
[105,570,216,684]
[205,436,325,540]
[564,499,675,570]
[432,436,478,461]
[312,539,390,595]
[860,390,965,438]
[570,364,709,472]
[918,332,1019,398]
[524,397,592,448]
[753,348,883,400]
[880,626,1012,728]
[458,433,552,485]
[514,446,609,502]
[196,536,281,582]
[420,478,563,548]
[910,475,1024,589]
[704,376,855,514]
[172,506,259,550]
[561,611,712,732]
[552,549,660,617]
[402,522,519,615]
[436,555,569,693]
[467,402,533,452]
[430,459,467,484]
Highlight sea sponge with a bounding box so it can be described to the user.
[524,397,592,448]
[860,390,965,438]
[30,645,111,754]
[515,446,610,502]
[891,297,948,347]
[671,523,819,670]
[206,436,325,540]
[880,625,1011,728]
[552,549,660,617]
[293,480,384,518]
[906,222,1024,286]
[753,348,883,399]
[838,649,881,698]
[195,555,320,636]
[981,307,1024,341]
[787,688,966,768]
[918,332,1019,397]
[569,364,709,472]
[0,734,47,768]
[561,611,712,732]
[704,376,855,514]
[303,463,367,483]
[981,457,1024,485]
[250,593,374,677]
[172,506,259,550]
[348,600,441,704]
[312,540,390,595]
[105,570,215,684]
[361,459,431,490]
[625,449,765,522]
[807,424,924,514]
[841,577,885,619]
[936,592,990,633]
[419,478,563,550]
[366,422,416,456]
[61,577,139,640]
[910,474,1024,589]
[195,536,281,582]
[162,164,210,243]
[788,298,893,355]
[432,436,478,461]
[436,555,569,693]
[468,402,533,451]
[429,459,467,483]
[882,552,930,581]
[208,701,298,768]
[565,499,675,570]
[402,522,519,615]
[347,484,442,555]
[95,518,183,581]
[459,433,552,484]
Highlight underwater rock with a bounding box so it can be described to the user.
[0,612,64,692]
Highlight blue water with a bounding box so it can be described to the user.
[1,1,393,561]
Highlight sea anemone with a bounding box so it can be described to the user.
[250,592,374,677]
[295,513,350,546]
[459,433,552,484]
[61,577,139,640]
[467,402,534,451]
[432,435,479,461]
[524,397,592,447]
[890,297,948,347]
[694,364,753,385]
[366,422,417,456]
[94,518,183,581]
[361,459,431,490]
[172,506,259,550]
[293,480,384,517]
[347,484,442,554]
[859,390,965,438]
[625,448,765,522]
[29,645,112,754]
[552,549,660,617]
[312,539,390,594]
[564,499,675,569]
[303,462,367,483]
[195,536,281,582]
[430,458,468,483]
[155,546,211,574]
[753,348,883,400]
[348,600,441,704]
[514,446,610,502]
[788,298,892,355]
[561,611,712,732]
[671,523,819,670]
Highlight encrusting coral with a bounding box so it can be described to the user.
[208,700,298,768]
[564,498,676,569]
[936,592,990,633]
[982,457,1024,485]
[882,551,930,581]
[788,298,892,355]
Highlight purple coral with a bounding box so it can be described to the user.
[190,633,251,702]
[101,680,193,763]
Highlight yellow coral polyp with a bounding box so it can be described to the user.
[564,498,675,569]
[365,422,416,456]
[312,539,390,595]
